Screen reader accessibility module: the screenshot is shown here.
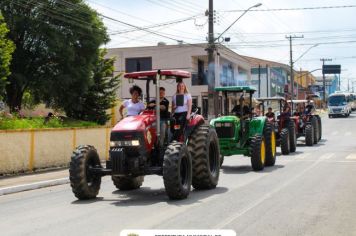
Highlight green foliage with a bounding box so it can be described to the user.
[0,113,98,130]
[66,49,120,125]
[0,12,15,100]
[0,0,109,112]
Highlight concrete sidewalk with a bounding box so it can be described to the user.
[0,169,69,196]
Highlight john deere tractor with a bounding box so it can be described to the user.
[210,86,276,171]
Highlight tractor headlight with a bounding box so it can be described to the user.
[215,123,222,127]
[110,140,140,147]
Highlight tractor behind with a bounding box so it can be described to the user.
[210,86,276,171]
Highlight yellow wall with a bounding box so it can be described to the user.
[0,127,111,174]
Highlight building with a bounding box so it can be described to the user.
[240,56,293,98]
[295,70,316,99]
[310,75,338,100]
[106,43,251,119]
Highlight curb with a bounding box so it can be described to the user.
[0,178,69,196]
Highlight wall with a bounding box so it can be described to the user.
[0,127,111,175]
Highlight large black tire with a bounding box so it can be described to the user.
[250,135,266,171]
[317,116,322,141]
[311,116,319,144]
[288,121,297,153]
[220,155,224,167]
[280,128,290,155]
[163,142,192,200]
[187,125,220,190]
[69,145,102,200]
[264,122,276,167]
[305,124,314,146]
[112,176,144,190]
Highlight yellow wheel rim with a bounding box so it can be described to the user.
[271,131,276,157]
[261,139,266,164]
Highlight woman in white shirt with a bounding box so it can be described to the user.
[172,81,192,139]
[119,85,145,118]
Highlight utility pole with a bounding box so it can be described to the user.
[258,64,261,97]
[207,0,218,120]
[286,35,304,100]
[266,64,269,97]
[320,58,332,105]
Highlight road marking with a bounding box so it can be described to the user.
[345,154,356,160]
[319,153,334,160]
[295,153,312,159]
[214,159,322,229]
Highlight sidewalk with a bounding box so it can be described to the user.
[0,168,69,196]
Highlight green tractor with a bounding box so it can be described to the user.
[210,86,276,171]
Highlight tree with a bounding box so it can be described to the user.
[0,0,109,112]
[0,12,15,100]
[68,49,120,125]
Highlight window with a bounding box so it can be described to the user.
[202,96,208,119]
[125,57,152,72]
[192,59,207,85]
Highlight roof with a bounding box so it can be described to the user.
[214,86,256,92]
[124,70,191,80]
[257,97,286,102]
[288,100,314,103]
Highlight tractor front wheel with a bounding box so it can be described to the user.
[264,123,277,166]
[305,124,314,146]
[188,125,220,190]
[288,121,297,152]
[312,116,319,144]
[69,145,102,200]
[112,176,144,190]
[317,116,322,141]
[163,142,192,200]
[280,128,290,155]
[251,135,266,171]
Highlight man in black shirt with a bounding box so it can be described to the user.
[148,87,170,145]
[265,107,275,119]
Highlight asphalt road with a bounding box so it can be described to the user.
[1,113,356,236]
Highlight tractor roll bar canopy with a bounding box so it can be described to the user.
[124,70,191,81]
[257,97,285,102]
[214,86,256,92]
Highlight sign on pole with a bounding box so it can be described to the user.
[322,65,341,74]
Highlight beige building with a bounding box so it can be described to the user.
[106,43,251,118]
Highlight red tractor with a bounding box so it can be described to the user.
[257,97,297,155]
[289,100,322,146]
[69,70,220,200]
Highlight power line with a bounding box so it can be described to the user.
[221,5,356,12]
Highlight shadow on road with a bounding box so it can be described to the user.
[71,186,229,207]
[221,164,284,174]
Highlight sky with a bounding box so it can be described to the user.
[86,0,356,91]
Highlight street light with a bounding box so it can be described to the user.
[215,3,262,42]
[294,44,319,63]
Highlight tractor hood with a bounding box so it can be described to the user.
[210,116,239,126]
[112,114,156,132]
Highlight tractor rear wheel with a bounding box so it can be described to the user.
[264,123,276,166]
[112,176,144,190]
[288,121,297,152]
[220,155,224,167]
[163,142,192,200]
[305,124,314,146]
[69,145,102,200]
[251,135,266,171]
[188,125,220,190]
[312,116,319,144]
[280,128,290,155]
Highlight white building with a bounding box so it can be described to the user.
[107,43,251,119]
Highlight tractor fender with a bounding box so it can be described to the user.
[249,116,266,137]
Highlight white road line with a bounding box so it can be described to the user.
[295,153,312,159]
[319,153,335,160]
[345,132,352,136]
[214,159,322,229]
[345,154,356,160]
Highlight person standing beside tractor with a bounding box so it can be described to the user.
[148,87,170,145]
[172,81,192,139]
[119,85,145,118]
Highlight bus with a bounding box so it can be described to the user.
[328,92,352,118]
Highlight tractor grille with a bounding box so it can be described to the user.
[216,126,235,138]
